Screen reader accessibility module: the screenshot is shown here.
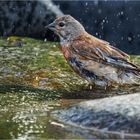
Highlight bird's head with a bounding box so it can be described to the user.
[46,15,85,42]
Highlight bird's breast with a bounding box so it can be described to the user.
[61,46,70,59]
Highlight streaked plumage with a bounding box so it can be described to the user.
[47,15,140,88]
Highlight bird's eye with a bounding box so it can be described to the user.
[58,22,65,27]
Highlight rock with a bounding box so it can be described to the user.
[52,93,140,139]
[0,0,63,39]
[0,36,140,98]
[54,1,140,54]
[0,36,87,93]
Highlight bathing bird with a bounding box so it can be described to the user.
[46,15,140,88]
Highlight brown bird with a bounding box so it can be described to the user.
[47,15,140,88]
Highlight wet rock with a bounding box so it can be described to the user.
[52,93,140,139]
[0,36,140,98]
[0,37,87,93]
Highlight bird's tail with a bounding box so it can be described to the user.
[121,69,140,85]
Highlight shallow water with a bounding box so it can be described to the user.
[0,36,140,139]
[0,88,89,139]
[0,37,93,139]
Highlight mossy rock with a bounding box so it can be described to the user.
[0,36,140,99]
[0,36,87,93]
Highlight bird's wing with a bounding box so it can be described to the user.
[71,34,140,71]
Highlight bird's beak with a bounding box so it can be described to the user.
[45,22,56,31]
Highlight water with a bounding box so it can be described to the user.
[0,88,87,139]
[0,36,140,139]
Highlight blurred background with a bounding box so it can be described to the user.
[0,1,140,139]
[0,0,140,54]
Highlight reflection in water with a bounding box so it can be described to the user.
[0,91,87,139]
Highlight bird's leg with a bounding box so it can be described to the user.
[89,84,93,90]
[88,83,95,90]
[104,80,111,90]
[104,86,107,90]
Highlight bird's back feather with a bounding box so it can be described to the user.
[70,33,140,72]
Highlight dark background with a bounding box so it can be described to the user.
[0,1,140,55]
[54,1,140,55]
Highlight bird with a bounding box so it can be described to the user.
[46,15,140,89]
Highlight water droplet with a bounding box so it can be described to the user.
[128,37,132,41]
[44,38,47,42]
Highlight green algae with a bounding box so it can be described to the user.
[0,36,87,93]
[0,36,140,98]
[0,36,88,139]
[130,55,140,67]
[0,89,85,139]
